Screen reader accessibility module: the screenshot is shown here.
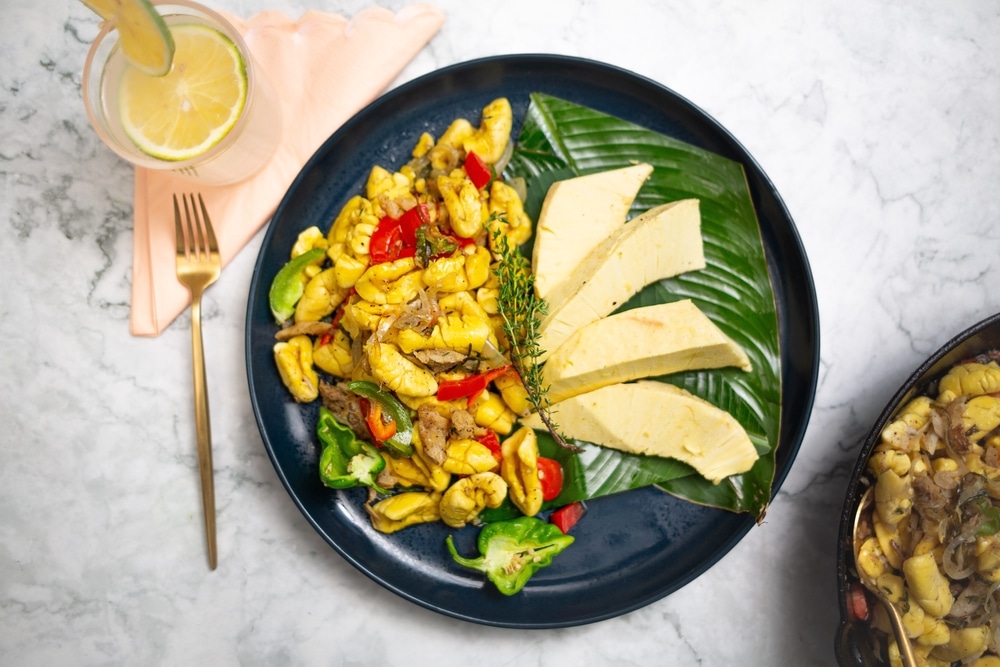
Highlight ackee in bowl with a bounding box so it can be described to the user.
[836,312,1000,667]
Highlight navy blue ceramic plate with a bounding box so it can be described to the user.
[246,55,819,628]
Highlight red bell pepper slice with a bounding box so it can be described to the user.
[463,150,493,189]
[369,216,405,264]
[436,365,512,406]
[329,297,348,330]
[365,400,397,443]
[476,430,502,465]
[452,234,476,248]
[371,206,430,264]
[536,456,564,501]
[846,582,869,621]
[436,375,484,402]
[550,501,586,534]
[398,203,430,246]
[319,286,356,345]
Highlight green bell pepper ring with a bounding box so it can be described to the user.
[346,381,414,457]
[317,407,388,493]
[974,497,1000,537]
[414,224,458,267]
[268,247,326,324]
[445,516,575,595]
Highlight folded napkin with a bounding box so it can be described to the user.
[130,4,446,336]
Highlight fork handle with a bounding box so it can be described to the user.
[190,292,217,570]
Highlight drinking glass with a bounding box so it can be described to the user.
[82,0,281,186]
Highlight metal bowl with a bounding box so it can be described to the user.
[835,311,1000,665]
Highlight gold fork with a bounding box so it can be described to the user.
[174,193,221,570]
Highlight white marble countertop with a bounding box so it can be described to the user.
[4,0,1000,664]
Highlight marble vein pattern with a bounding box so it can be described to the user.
[2,0,1000,665]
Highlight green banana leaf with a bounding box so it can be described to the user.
[506,93,781,520]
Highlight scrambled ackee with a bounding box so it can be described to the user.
[268,98,570,552]
[855,352,1000,666]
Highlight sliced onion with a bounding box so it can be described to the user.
[393,297,432,332]
[946,398,974,462]
[507,176,528,203]
[274,320,333,340]
[406,153,430,179]
[374,314,399,343]
[393,313,424,332]
[478,337,512,370]
[959,474,987,506]
[912,472,952,520]
[943,535,978,580]
[375,193,403,220]
[943,502,987,581]
[351,332,366,370]
[931,406,951,439]
[922,429,940,455]
[987,581,1000,614]
[949,578,990,620]
[493,138,514,175]
[937,516,951,545]
[935,468,963,490]
[421,287,442,327]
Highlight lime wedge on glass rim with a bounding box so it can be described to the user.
[81,0,175,76]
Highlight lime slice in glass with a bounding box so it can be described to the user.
[118,23,248,161]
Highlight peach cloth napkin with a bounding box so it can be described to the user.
[130,4,446,336]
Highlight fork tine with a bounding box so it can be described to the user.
[181,193,193,257]
[184,193,202,260]
[185,194,195,258]
[185,193,203,260]
[197,193,219,255]
[173,194,185,256]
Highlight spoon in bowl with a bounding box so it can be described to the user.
[852,486,917,667]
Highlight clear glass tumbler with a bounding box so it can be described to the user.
[82,0,282,186]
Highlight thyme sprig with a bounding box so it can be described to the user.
[489,224,580,452]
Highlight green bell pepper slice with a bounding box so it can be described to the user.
[445,516,575,595]
[317,407,387,493]
[268,247,326,324]
[974,497,1000,537]
[346,380,414,457]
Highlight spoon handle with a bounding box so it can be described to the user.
[880,595,917,667]
[853,487,916,667]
